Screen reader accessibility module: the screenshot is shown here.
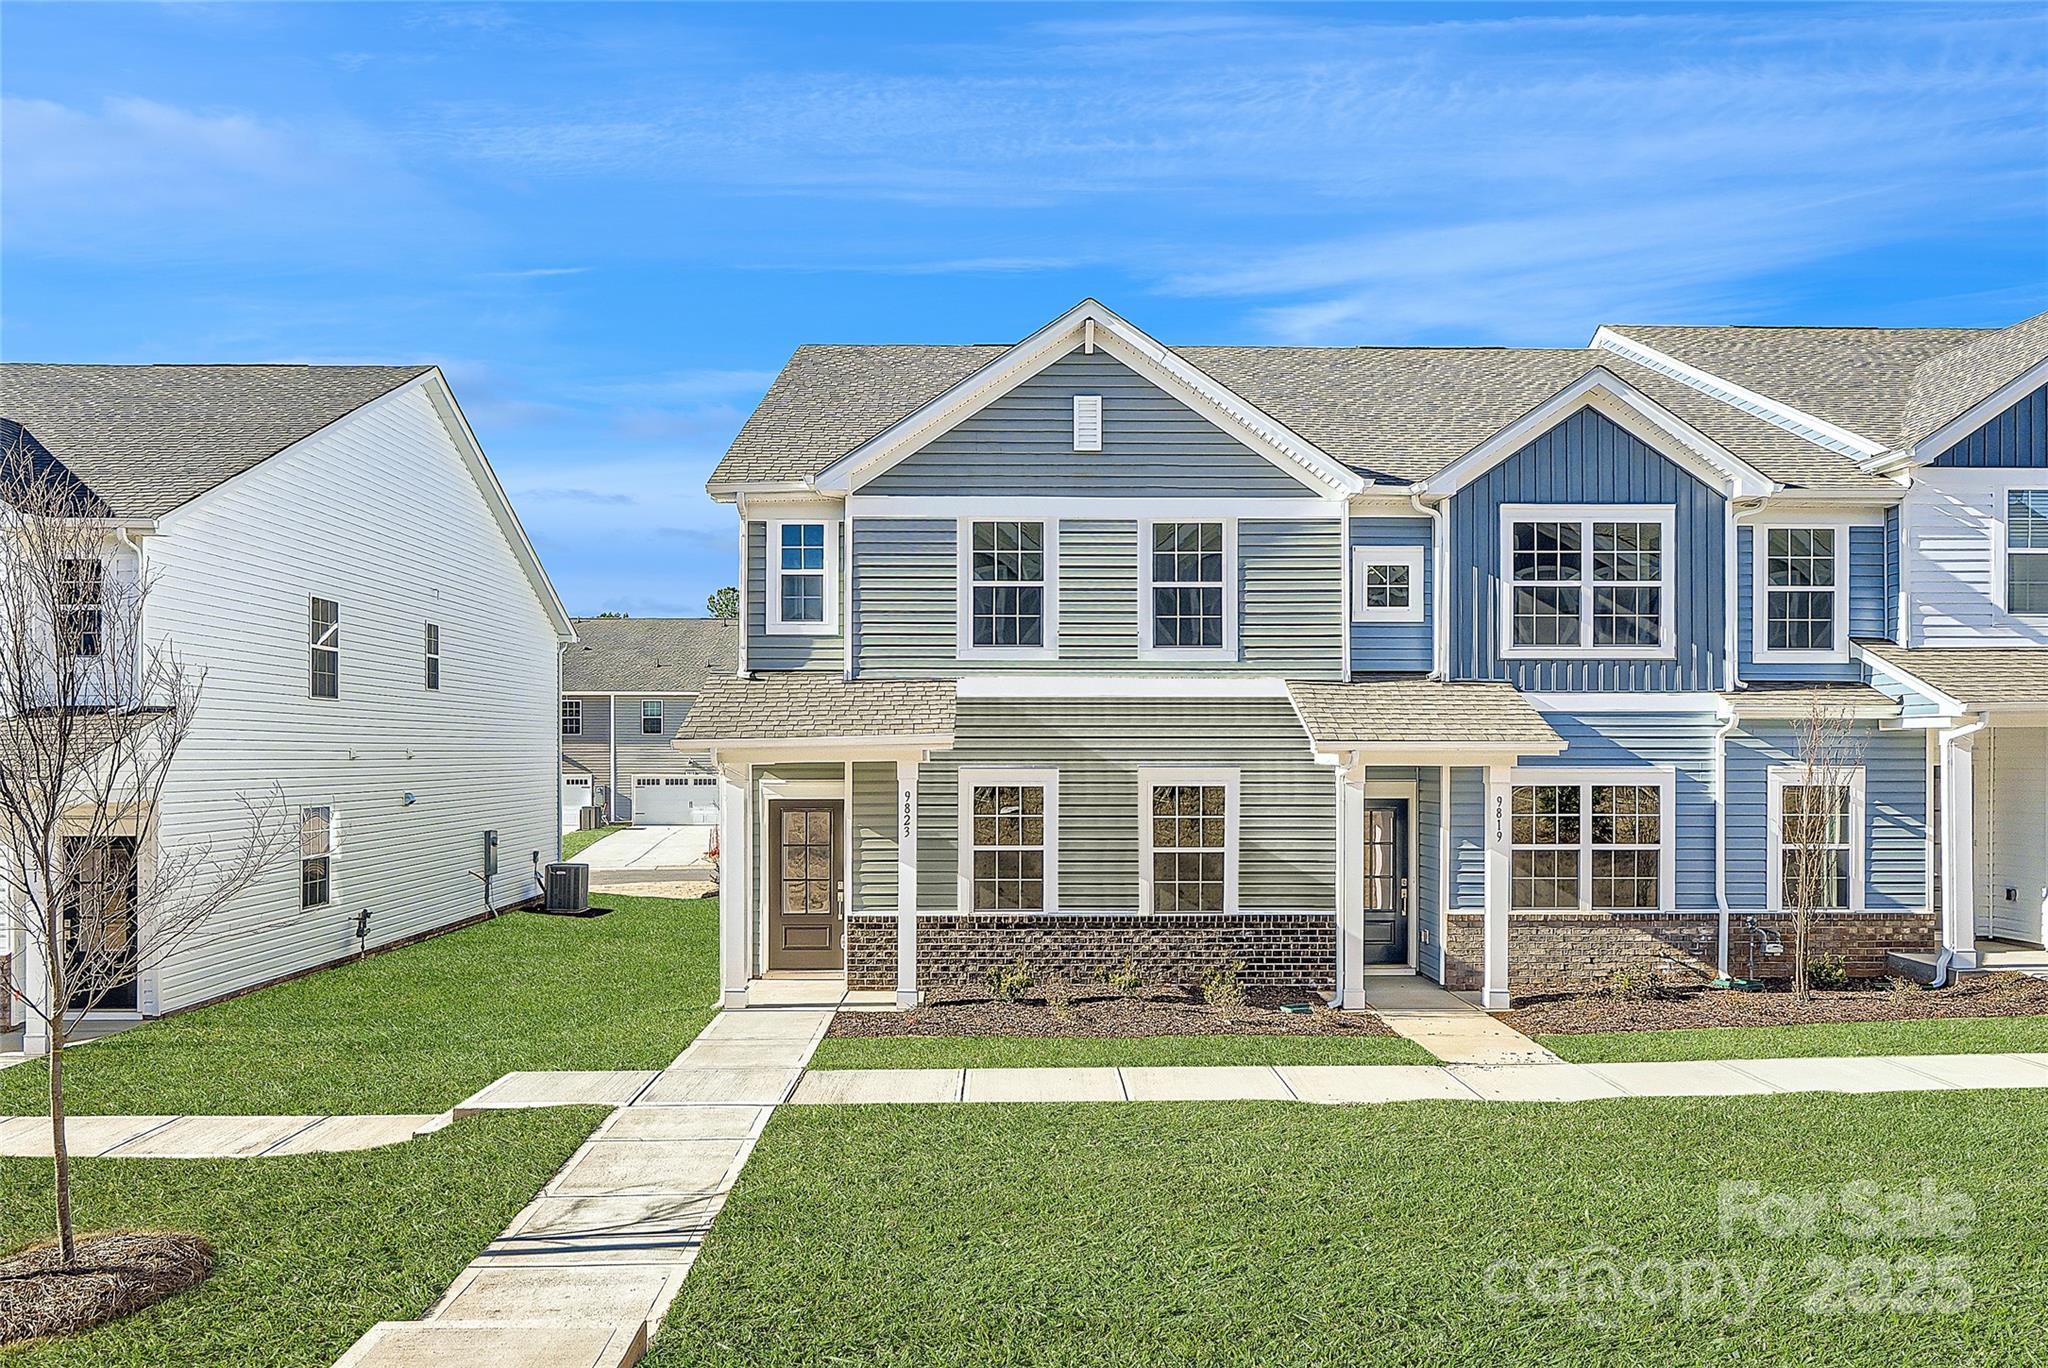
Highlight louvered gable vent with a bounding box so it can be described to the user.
[1072,394,1103,451]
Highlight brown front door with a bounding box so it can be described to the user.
[767,800,843,970]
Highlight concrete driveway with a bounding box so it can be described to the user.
[578,824,715,874]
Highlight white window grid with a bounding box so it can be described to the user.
[1350,545,1425,624]
[957,768,1058,913]
[957,519,1058,659]
[1140,519,1235,658]
[1753,522,1851,664]
[1498,505,1676,660]
[1138,767,1240,913]
[1767,765,1866,913]
[767,519,839,636]
[1507,768,1675,912]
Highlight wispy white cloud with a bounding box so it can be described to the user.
[482,266,592,279]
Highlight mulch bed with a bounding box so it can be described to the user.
[1501,971,2048,1036]
[0,1231,215,1344]
[828,985,1395,1039]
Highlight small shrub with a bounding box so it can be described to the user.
[1201,960,1247,1013]
[987,958,1034,1002]
[1601,967,1668,1003]
[1042,977,1074,1019]
[1807,952,1849,991]
[1103,959,1144,995]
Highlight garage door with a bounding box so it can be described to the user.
[562,775,593,830]
[634,775,720,825]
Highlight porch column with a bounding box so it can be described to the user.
[896,759,920,1008]
[718,763,752,1008]
[1337,773,1367,1009]
[17,926,49,1057]
[1940,727,1980,969]
[1482,765,1513,1010]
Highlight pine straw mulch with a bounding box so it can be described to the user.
[828,984,1395,1039]
[0,1231,215,1345]
[1500,971,2048,1036]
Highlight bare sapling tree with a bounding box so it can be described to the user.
[0,437,290,1264]
[1782,697,1863,1001]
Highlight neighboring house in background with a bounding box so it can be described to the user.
[560,616,738,828]
[1,364,573,1051]
[682,298,2048,1011]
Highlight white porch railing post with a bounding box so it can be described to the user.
[1338,774,1367,1009]
[718,764,752,1009]
[1940,728,1980,970]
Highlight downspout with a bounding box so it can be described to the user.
[1409,490,1448,680]
[1712,702,1741,978]
[1931,713,1991,987]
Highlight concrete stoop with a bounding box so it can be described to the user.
[334,1320,644,1368]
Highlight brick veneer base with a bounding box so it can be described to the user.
[844,913,1337,994]
[1440,911,1942,993]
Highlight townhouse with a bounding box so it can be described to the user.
[679,301,2047,1010]
[560,616,737,828]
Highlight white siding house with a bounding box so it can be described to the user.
[2,364,574,1042]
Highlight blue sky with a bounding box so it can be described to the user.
[4,2,2044,617]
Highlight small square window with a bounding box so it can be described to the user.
[1351,546,1425,624]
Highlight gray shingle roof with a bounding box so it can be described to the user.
[1897,310,2048,452]
[709,337,1904,494]
[561,617,739,694]
[1720,681,1901,715]
[0,364,432,519]
[1857,643,2048,708]
[676,672,957,744]
[1285,678,1561,749]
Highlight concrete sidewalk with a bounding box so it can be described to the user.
[0,1111,439,1158]
[1364,975,1560,1065]
[789,1051,2048,1106]
[577,825,715,874]
[337,1006,832,1368]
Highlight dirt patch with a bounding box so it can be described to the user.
[828,985,1394,1039]
[1501,972,2048,1036]
[0,1231,215,1345]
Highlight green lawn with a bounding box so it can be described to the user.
[562,823,627,860]
[1,1108,605,1368]
[652,1093,2047,1367]
[1541,1013,2048,1063]
[809,1033,1435,1069]
[0,894,718,1116]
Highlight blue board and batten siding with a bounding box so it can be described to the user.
[863,348,1319,496]
[1931,382,2047,468]
[1725,722,1928,911]
[1445,408,1727,691]
[746,520,845,670]
[1737,525,1889,682]
[850,516,1344,678]
[1350,517,1433,672]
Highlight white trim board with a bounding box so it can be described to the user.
[954,676,1288,699]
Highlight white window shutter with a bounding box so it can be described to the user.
[1072,394,1103,451]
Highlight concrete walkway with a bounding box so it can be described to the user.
[577,825,715,876]
[1364,975,1561,1065]
[0,1111,440,1158]
[791,1051,2048,1106]
[337,1006,832,1368]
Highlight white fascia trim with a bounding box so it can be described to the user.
[847,495,1343,520]
[764,516,841,637]
[1504,763,1680,913]
[812,299,1366,498]
[1848,645,1970,716]
[1748,519,1855,666]
[1316,741,1566,767]
[1418,368,1777,502]
[1523,691,1725,713]
[955,675,1288,699]
[1871,354,2048,473]
[957,766,1060,914]
[1137,517,1238,662]
[692,734,954,754]
[560,690,702,698]
[1592,328,1886,459]
[956,515,1059,661]
[1350,544,1426,624]
[1136,766,1241,914]
[1765,763,1868,913]
[1496,503,1679,661]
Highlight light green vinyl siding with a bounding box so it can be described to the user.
[851,760,898,916]
[851,517,1343,678]
[916,697,1334,914]
[863,348,1316,497]
[747,520,845,670]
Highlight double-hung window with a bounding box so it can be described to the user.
[2008,490,2048,616]
[561,699,582,736]
[300,806,334,909]
[768,520,836,634]
[960,769,1056,912]
[309,597,340,699]
[963,520,1052,654]
[1509,773,1670,911]
[1502,507,1672,658]
[1139,769,1238,913]
[56,558,103,661]
[1144,521,1230,654]
[642,700,663,734]
[1757,525,1847,661]
[424,623,442,690]
[1769,767,1864,913]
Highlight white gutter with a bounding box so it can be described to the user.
[1410,490,1448,680]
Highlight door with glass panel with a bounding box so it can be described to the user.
[1361,800,1410,965]
[767,801,842,971]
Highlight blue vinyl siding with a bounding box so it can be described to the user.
[1449,767,1486,910]
[864,348,1319,497]
[1725,721,1928,912]
[1445,407,1727,691]
[1931,382,2048,468]
[1883,505,1901,642]
[746,520,844,671]
[1519,711,1722,910]
[1350,516,1433,672]
[1417,767,1444,979]
[1738,524,1889,682]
